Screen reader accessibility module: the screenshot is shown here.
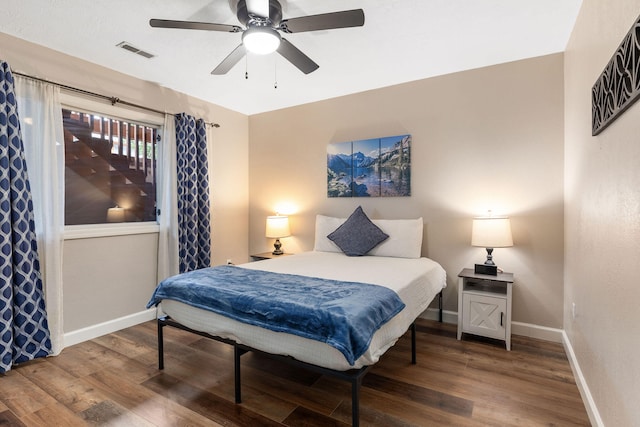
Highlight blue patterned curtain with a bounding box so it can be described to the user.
[0,61,51,373]
[175,113,211,273]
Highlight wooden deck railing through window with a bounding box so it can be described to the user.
[63,108,158,224]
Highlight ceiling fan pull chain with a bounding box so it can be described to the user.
[245,55,249,80]
[274,56,278,89]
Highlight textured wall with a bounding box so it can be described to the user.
[564,1,640,425]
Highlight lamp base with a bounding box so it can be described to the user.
[484,247,496,265]
[272,238,283,255]
[474,263,498,276]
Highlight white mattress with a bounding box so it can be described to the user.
[160,251,446,371]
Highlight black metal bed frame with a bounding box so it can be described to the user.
[156,291,442,426]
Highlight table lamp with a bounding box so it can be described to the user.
[266,215,291,255]
[106,206,125,223]
[471,216,513,274]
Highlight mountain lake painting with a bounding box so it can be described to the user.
[327,134,411,197]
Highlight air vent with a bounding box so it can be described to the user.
[116,41,155,59]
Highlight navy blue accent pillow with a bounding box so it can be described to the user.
[327,206,389,256]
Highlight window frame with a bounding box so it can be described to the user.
[60,92,164,240]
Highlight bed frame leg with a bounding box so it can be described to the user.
[439,290,443,323]
[234,344,242,404]
[411,323,417,365]
[352,376,362,427]
[157,318,165,370]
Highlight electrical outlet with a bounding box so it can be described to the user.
[572,302,576,319]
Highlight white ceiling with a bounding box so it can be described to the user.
[1,0,582,115]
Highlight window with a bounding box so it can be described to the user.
[63,107,159,225]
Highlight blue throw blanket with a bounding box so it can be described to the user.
[147,265,406,365]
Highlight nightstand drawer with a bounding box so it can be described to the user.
[462,293,507,340]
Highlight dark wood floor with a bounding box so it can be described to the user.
[0,319,590,426]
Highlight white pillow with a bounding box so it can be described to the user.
[314,215,345,253]
[314,214,424,258]
[368,218,423,258]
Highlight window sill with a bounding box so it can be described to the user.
[64,222,160,240]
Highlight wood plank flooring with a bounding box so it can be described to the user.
[0,319,590,426]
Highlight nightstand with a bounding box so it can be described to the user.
[457,268,514,350]
[250,252,293,261]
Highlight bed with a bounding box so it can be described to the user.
[148,210,447,426]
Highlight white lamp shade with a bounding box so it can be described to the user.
[471,217,513,248]
[242,26,281,55]
[266,215,291,238]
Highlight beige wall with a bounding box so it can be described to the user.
[0,32,249,332]
[564,1,640,425]
[249,54,565,328]
[63,234,159,331]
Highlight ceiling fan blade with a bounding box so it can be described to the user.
[279,9,364,33]
[211,44,246,75]
[277,38,319,74]
[245,0,269,18]
[150,19,241,33]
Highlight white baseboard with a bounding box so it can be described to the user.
[63,309,156,348]
[421,310,564,343]
[421,307,458,324]
[511,321,563,343]
[562,331,604,427]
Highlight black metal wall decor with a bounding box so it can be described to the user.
[592,14,640,136]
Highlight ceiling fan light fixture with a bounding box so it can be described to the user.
[242,26,281,55]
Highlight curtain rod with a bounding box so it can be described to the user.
[12,70,221,128]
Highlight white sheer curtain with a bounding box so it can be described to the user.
[157,113,179,282]
[15,76,64,355]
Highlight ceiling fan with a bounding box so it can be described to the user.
[149,0,364,75]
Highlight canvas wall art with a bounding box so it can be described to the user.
[327,134,411,197]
